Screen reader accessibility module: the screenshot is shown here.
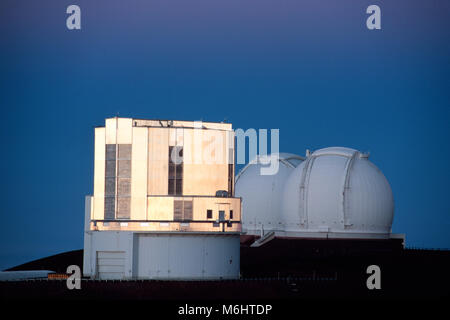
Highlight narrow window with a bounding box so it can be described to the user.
[116,144,131,219]
[230,210,233,220]
[104,143,131,220]
[228,163,233,196]
[183,201,193,221]
[168,146,176,195]
[175,178,183,196]
[168,146,183,195]
[104,144,116,220]
[207,209,213,219]
[174,200,183,221]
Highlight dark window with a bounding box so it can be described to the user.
[117,144,131,219]
[219,210,225,222]
[105,177,116,196]
[168,163,176,178]
[118,144,132,159]
[173,200,193,221]
[104,143,131,220]
[104,196,115,220]
[183,201,193,220]
[168,179,175,195]
[168,146,183,195]
[105,144,117,219]
[106,144,116,160]
[117,178,131,196]
[175,179,183,195]
[118,160,131,177]
[105,160,116,178]
[174,200,183,220]
[230,210,233,220]
[117,197,131,219]
[207,209,213,219]
[228,164,233,196]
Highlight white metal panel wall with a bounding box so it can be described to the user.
[85,231,239,280]
[203,235,238,278]
[135,234,240,280]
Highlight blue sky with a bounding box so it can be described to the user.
[0,0,449,269]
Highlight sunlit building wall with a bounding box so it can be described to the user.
[84,117,241,280]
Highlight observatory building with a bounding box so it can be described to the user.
[236,147,403,242]
[84,117,241,280]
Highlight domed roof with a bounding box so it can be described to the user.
[282,147,394,236]
[235,153,305,183]
[235,153,305,233]
[236,147,395,239]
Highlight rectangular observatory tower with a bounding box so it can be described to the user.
[84,117,241,280]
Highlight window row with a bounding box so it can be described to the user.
[206,209,234,220]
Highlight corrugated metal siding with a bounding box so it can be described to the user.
[183,201,193,220]
[117,144,131,219]
[105,160,116,177]
[173,200,193,221]
[117,178,131,195]
[118,160,131,177]
[97,251,125,280]
[105,177,116,196]
[104,197,115,220]
[117,197,131,219]
[118,144,132,159]
[105,144,116,160]
[174,200,183,220]
[105,144,117,219]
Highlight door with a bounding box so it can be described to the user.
[96,251,125,280]
[217,203,230,221]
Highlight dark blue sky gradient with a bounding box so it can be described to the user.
[1,1,449,269]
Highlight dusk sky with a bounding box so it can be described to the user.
[1,0,449,270]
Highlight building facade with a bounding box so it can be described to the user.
[83,117,241,280]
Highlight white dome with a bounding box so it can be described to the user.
[235,153,304,233]
[236,147,395,239]
[282,147,394,236]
